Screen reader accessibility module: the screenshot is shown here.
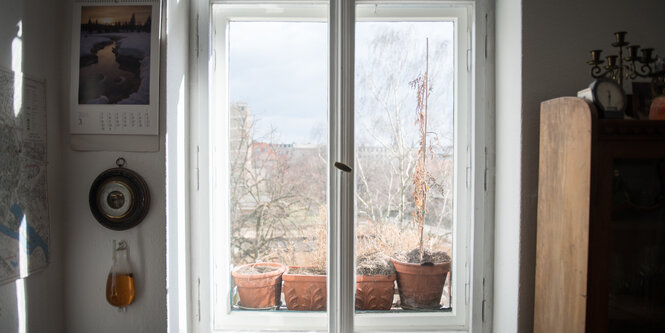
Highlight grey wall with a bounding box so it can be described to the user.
[515,0,665,332]
[0,0,65,332]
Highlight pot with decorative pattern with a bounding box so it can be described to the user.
[355,274,396,310]
[282,266,327,311]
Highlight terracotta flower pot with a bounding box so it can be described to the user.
[391,258,450,310]
[649,96,665,120]
[282,266,327,311]
[231,262,286,309]
[355,274,396,310]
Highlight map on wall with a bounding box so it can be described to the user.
[0,68,49,285]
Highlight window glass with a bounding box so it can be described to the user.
[207,3,473,331]
[355,20,455,312]
[228,21,328,267]
[227,20,329,310]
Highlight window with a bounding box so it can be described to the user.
[188,1,490,332]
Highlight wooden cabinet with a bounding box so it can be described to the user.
[534,97,665,333]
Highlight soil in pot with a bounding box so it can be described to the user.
[356,252,397,310]
[392,249,451,310]
[231,262,286,309]
[282,266,327,311]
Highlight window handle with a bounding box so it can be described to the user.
[334,162,352,173]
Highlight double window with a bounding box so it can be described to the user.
[190,1,488,332]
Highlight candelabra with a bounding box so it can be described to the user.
[587,31,662,87]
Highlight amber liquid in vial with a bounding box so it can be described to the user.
[106,273,136,307]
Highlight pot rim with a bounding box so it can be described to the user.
[231,262,286,280]
[390,257,451,268]
[283,266,327,281]
[356,274,396,282]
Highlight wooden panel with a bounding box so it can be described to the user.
[534,97,593,333]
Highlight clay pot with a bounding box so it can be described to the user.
[282,266,327,311]
[231,262,286,309]
[649,96,665,120]
[391,258,450,310]
[355,274,396,310]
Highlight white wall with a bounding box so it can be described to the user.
[60,0,168,332]
[493,0,521,331]
[0,0,172,330]
[0,0,65,331]
[165,0,192,330]
[61,153,166,333]
[495,0,665,332]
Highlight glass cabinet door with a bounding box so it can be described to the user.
[609,158,665,332]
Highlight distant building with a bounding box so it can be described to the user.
[357,145,391,160]
[229,102,252,158]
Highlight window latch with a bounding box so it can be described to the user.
[334,162,352,173]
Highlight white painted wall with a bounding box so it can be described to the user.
[0,0,170,330]
[0,0,65,331]
[493,0,521,331]
[165,0,192,331]
[495,0,665,332]
[60,0,168,332]
[61,153,166,333]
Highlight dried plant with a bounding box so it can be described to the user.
[310,206,327,270]
[408,38,432,262]
[357,222,449,262]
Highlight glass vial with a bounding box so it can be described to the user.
[106,240,135,310]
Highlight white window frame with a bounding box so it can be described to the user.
[352,4,472,332]
[183,0,492,332]
[209,4,330,331]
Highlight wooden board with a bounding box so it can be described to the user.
[534,97,593,333]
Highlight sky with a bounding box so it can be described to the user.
[228,20,454,145]
[229,22,327,144]
[81,6,152,26]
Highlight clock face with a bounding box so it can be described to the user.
[98,180,134,219]
[595,80,625,111]
[590,78,626,118]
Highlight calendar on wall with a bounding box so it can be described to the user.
[69,1,160,137]
[73,109,154,135]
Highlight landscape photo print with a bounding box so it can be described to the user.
[78,4,153,105]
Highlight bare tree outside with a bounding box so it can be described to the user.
[355,23,455,256]
[227,21,455,271]
[229,104,326,265]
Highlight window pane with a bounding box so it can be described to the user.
[227,21,328,311]
[355,20,455,312]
